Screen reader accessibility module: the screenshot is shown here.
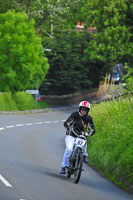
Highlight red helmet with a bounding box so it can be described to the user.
[79,101,90,116]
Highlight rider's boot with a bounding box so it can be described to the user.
[59,167,66,174]
[83,156,88,163]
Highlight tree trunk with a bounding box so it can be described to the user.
[26,0,31,19]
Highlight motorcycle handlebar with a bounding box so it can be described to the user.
[67,126,91,138]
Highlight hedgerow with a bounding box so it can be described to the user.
[88,96,133,192]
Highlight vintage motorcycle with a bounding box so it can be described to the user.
[66,127,90,184]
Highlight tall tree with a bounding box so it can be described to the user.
[39,29,103,95]
[84,0,132,69]
[0,11,49,92]
[0,0,86,38]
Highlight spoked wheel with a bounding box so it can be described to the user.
[74,151,83,184]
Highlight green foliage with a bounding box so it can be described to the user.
[40,29,106,95]
[0,93,5,110]
[3,92,17,110]
[84,0,132,68]
[30,0,86,34]
[0,91,48,111]
[0,92,17,111]
[0,1,132,95]
[0,10,49,92]
[40,30,88,95]
[0,0,86,35]
[123,63,133,93]
[0,0,16,13]
[88,96,133,191]
[33,100,48,109]
[13,92,36,110]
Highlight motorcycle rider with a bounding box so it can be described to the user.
[60,100,95,174]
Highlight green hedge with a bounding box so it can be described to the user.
[88,96,133,192]
[0,92,48,111]
[0,92,17,111]
[13,92,36,111]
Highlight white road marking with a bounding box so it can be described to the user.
[35,122,43,125]
[6,125,15,128]
[16,124,24,127]
[61,120,65,122]
[0,174,12,187]
[25,123,33,126]
[0,120,64,133]
[0,127,5,131]
[0,119,64,191]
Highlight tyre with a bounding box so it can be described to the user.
[67,168,71,178]
[74,150,83,184]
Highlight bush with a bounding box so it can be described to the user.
[0,93,6,111]
[13,92,36,110]
[0,91,48,111]
[123,64,133,93]
[88,96,133,191]
[0,92,17,111]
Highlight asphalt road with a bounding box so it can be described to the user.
[0,110,132,200]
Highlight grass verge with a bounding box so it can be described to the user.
[88,95,133,192]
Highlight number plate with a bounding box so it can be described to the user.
[75,138,86,146]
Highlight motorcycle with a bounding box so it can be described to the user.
[66,127,90,184]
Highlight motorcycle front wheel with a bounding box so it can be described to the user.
[74,150,83,184]
[67,167,71,178]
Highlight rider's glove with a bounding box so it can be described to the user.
[67,125,72,132]
[85,132,89,136]
[64,122,70,129]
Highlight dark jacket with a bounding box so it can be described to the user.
[64,111,95,137]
